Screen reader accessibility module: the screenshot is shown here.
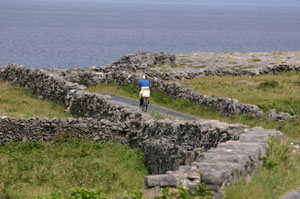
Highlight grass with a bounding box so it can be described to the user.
[248,58,261,62]
[170,62,185,68]
[245,65,256,69]
[0,82,71,118]
[192,65,207,69]
[160,69,171,73]
[0,138,147,199]
[87,82,300,140]
[181,71,300,115]
[149,111,176,120]
[225,137,300,199]
[230,65,242,70]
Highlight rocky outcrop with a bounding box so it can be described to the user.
[145,64,300,81]
[111,51,176,72]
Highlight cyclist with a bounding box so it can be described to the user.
[138,75,150,108]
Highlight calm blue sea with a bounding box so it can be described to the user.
[0,0,300,68]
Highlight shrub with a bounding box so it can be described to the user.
[156,183,213,199]
[248,58,261,62]
[38,188,109,199]
[120,190,144,199]
[257,80,279,90]
[263,136,291,169]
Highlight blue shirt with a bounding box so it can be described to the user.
[139,79,150,87]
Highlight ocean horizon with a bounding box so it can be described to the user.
[1,0,300,68]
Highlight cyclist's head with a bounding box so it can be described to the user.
[142,75,146,79]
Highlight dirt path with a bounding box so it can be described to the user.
[101,93,199,120]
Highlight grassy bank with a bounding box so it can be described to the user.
[0,82,70,118]
[0,138,147,199]
[87,83,300,140]
[181,71,300,115]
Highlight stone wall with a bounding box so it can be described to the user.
[65,90,143,129]
[144,127,283,198]
[0,114,247,176]
[63,70,292,121]
[0,116,127,144]
[0,64,86,102]
[45,51,175,87]
[145,64,300,81]
[131,119,247,174]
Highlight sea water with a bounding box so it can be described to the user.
[0,0,300,68]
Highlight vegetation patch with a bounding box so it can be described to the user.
[225,137,300,199]
[181,71,300,116]
[0,139,147,199]
[248,58,261,62]
[0,82,71,118]
[160,69,171,73]
[170,62,185,68]
[230,65,242,70]
[244,65,256,69]
[257,80,279,90]
[149,111,176,120]
[192,65,207,69]
[156,183,213,199]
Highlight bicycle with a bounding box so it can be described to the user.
[140,96,149,112]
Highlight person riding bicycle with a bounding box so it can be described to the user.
[138,75,150,108]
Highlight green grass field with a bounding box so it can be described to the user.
[181,71,300,115]
[0,139,147,199]
[0,82,71,118]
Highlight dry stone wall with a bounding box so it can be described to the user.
[145,64,300,81]
[144,127,283,198]
[46,51,175,87]
[0,116,127,144]
[0,64,86,102]
[62,69,292,121]
[131,119,247,174]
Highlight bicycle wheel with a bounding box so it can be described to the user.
[142,97,149,112]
